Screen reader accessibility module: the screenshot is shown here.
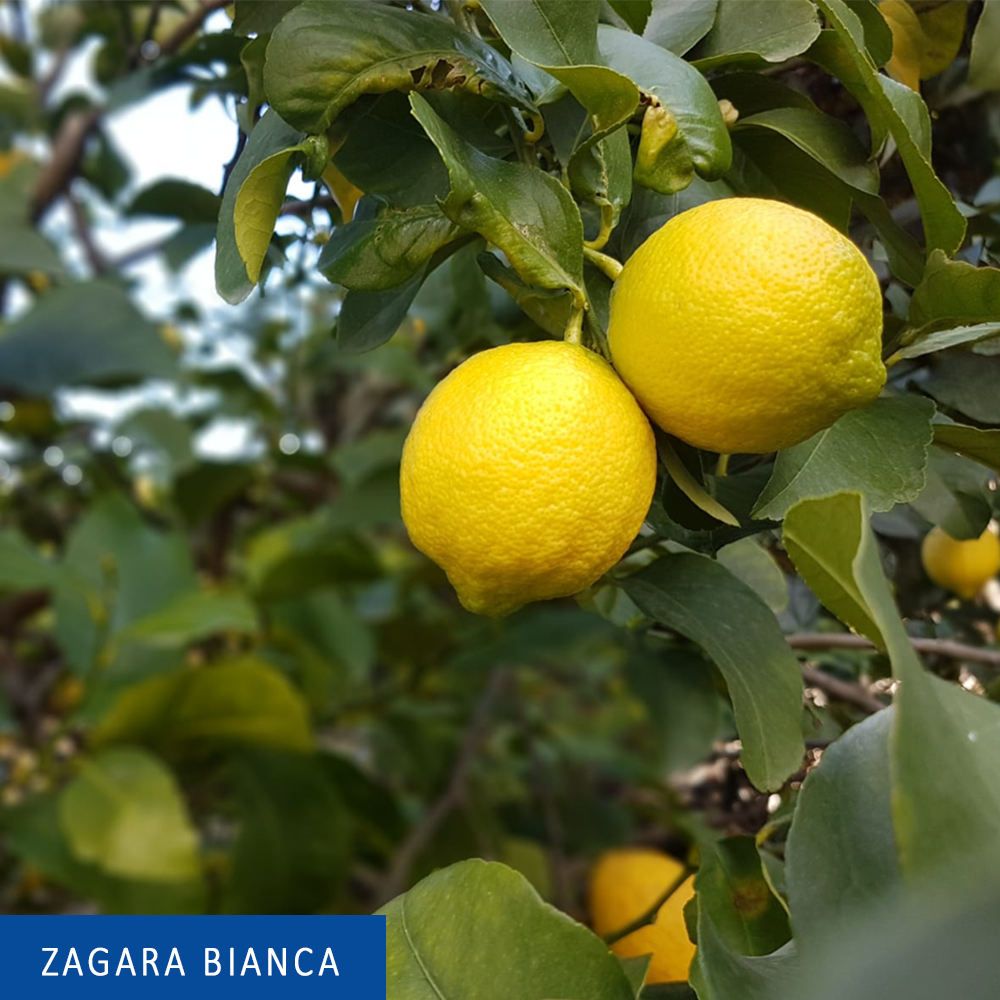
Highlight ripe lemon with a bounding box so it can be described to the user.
[607,198,886,454]
[589,848,697,984]
[400,341,657,617]
[921,525,1000,599]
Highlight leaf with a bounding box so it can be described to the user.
[880,0,923,90]
[734,107,878,195]
[783,492,885,647]
[480,0,639,143]
[127,179,221,223]
[115,590,258,648]
[893,322,1000,360]
[784,710,901,953]
[59,748,200,883]
[696,837,791,956]
[643,0,719,56]
[223,750,349,914]
[478,252,573,336]
[921,353,1000,424]
[215,110,305,305]
[809,0,966,258]
[716,538,788,615]
[338,269,428,353]
[689,0,821,69]
[319,201,464,291]
[0,529,61,591]
[264,0,532,134]
[659,438,740,527]
[410,93,585,303]
[232,0,303,36]
[598,25,731,194]
[915,1,968,80]
[0,282,177,395]
[379,859,636,1000]
[752,397,936,522]
[623,553,804,792]
[933,422,1000,475]
[911,450,993,541]
[969,0,1000,90]
[908,249,1000,329]
[90,659,313,759]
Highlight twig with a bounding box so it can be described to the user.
[377,668,511,906]
[145,0,230,61]
[788,632,1000,668]
[67,191,108,274]
[280,195,338,219]
[800,664,886,715]
[603,865,695,946]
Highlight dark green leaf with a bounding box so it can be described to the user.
[233,0,303,36]
[0,528,62,591]
[127,179,221,224]
[599,25,732,192]
[921,353,1000,424]
[623,553,804,792]
[59,748,200,882]
[643,0,718,55]
[115,590,258,648]
[568,125,634,223]
[911,449,994,540]
[223,749,349,914]
[411,93,585,303]
[689,0,820,69]
[753,397,936,521]
[785,710,901,952]
[265,0,532,134]
[908,250,1000,329]
[379,859,636,1000]
[0,282,177,395]
[337,269,427,353]
[90,659,313,759]
[215,110,306,305]
[478,252,574,337]
[319,202,464,291]
[933,422,1000,475]
[969,0,1000,90]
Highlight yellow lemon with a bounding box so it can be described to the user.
[589,848,697,985]
[607,197,885,454]
[921,525,1000,599]
[400,341,657,617]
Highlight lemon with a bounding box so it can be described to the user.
[400,341,657,617]
[921,525,1000,599]
[589,848,697,985]
[607,197,886,454]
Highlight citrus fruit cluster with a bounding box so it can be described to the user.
[401,198,887,616]
[588,848,697,984]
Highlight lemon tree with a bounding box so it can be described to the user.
[1,2,1000,999]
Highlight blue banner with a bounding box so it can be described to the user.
[0,916,386,998]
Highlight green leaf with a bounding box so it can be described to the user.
[59,748,200,883]
[319,201,464,291]
[599,25,732,193]
[479,0,639,141]
[223,750,349,914]
[734,107,878,195]
[643,0,719,56]
[753,397,936,522]
[716,538,788,615]
[784,710,901,952]
[264,0,532,134]
[337,270,428,353]
[844,0,894,66]
[933,422,1000,475]
[127,179,221,224]
[410,93,585,303]
[911,449,994,540]
[233,0,303,36]
[0,282,177,395]
[0,528,61,591]
[659,438,740,527]
[478,252,574,337]
[894,322,1000,361]
[809,0,966,258]
[623,553,804,792]
[90,659,313,759]
[969,0,1000,90]
[115,590,258,648]
[783,492,885,647]
[689,0,821,69]
[379,859,636,1000]
[696,837,791,957]
[921,353,1000,425]
[568,125,634,223]
[215,110,305,305]
[908,249,1000,330]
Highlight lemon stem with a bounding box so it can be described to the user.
[583,246,623,283]
[584,203,615,252]
[603,865,695,946]
[564,304,585,346]
[716,453,730,477]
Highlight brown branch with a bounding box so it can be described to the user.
[280,195,338,219]
[800,664,887,715]
[376,668,511,906]
[144,0,230,60]
[67,191,108,274]
[788,632,1000,668]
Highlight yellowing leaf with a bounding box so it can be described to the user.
[322,163,363,223]
[916,0,967,79]
[880,0,924,91]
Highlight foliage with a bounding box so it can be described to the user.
[1,1,1000,998]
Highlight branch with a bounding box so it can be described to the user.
[67,190,108,274]
[788,632,1000,668]
[376,668,511,906]
[144,0,230,60]
[800,664,886,715]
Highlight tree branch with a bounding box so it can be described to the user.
[144,0,230,60]
[800,664,886,715]
[788,632,1000,668]
[376,668,511,906]
[67,190,108,274]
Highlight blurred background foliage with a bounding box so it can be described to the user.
[0,3,999,997]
